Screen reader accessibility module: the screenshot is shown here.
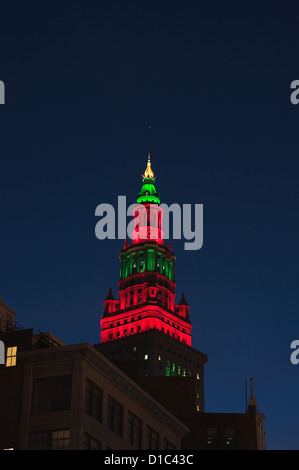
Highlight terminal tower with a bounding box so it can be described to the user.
[97,142,207,412]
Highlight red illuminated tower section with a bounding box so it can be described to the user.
[100,154,192,346]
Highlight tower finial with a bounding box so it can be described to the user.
[148,125,151,159]
[143,125,154,179]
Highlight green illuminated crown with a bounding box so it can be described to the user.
[137,154,160,204]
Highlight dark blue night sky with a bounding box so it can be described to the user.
[1,1,299,450]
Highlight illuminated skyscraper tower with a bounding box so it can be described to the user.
[98,138,207,412]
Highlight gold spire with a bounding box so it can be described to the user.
[143,154,154,179]
[142,125,155,179]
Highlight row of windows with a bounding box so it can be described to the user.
[30,376,176,450]
[109,328,190,344]
[207,427,237,449]
[106,344,202,368]
[120,250,174,282]
[86,379,175,449]
[108,316,188,333]
[29,429,70,450]
[28,426,237,450]
[121,288,172,309]
[108,327,189,343]
[165,361,192,378]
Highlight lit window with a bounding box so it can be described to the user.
[207,428,219,449]
[29,429,70,450]
[225,428,237,449]
[6,346,17,367]
[144,354,148,360]
[197,373,200,380]
[158,355,161,361]
[196,405,200,412]
[52,429,70,450]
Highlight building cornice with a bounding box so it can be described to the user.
[18,342,189,437]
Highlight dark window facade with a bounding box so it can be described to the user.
[128,411,142,449]
[146,425,159,450]
[206,428,219,449]
[163,438,176,450]
[225,428,237,449]
[85,379,103,422]
[83,432,101,450]
[31,375,72,413]
[29,429,70,450]
[107,395,123,436]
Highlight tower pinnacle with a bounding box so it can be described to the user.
[137,127,160,204]
[143,126,154,180]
